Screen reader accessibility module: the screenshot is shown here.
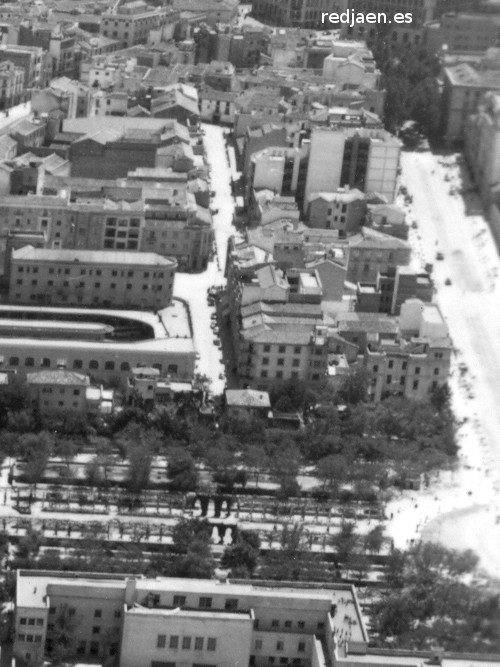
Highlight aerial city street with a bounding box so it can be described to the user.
[0,0,498,666]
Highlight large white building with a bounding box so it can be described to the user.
[304,128,401,211]
[9,247,177,310]
[14,571,368,667]
[0,302,195,386]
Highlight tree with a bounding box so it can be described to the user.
[172,518,212,554]
[364,525,385,554]
[338,368,368,404]
[315,454,347,491]
[243,446,268,487]
[19,432,53,484]
[221,530,261,576]
[334,521,359,563]
[126,434,153,493]
[50,604,80,663]
[167,449,199,492]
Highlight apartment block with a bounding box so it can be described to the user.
[425,13,500,54]
[346,228,411,284]
[0,60,24,110]
[365,299,452,401]
[441,62,500,146]
[304,128,401,211]
[101,1,179,50]
[251,0,341,28]
[0,44,46,89]
[0,191,213,272]
[307,189,366,237]
[464,91,500,208]
[9,247,176,309]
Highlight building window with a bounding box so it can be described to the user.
[278,345,286,353]
[9,357,19,366]
[105,361,115,371]
[277,641,284,651]
[413,380,419,390]
[225,598,238,611]
[120,362,130,371]
[276,371,283,379]
[284,621,292,628]
[114,610,121,619]
[262,357,269,365]
[169,636,179,649]
[260,370,268,378]
[255,639,263,650]
[182,636,191,650]
[20,618,27,625]
[157,635,166,649]
[25,357,34,367]
[263,345,271,352]
[36,619,43,626]
[41,358,51,368]
[94,610,102,618]
[173,595,186,606]
[90,642,99,656]
[92,627,100,635]
[271,620,279,628]
[89,360,99,370]
[415,366,421,375]
[194,637,204,650]
[207,638,216,651]
[73,360,83,370]
[298,642,306,652]
[199,597,212,609]
[317,622,325,631]
[277,358,285,366]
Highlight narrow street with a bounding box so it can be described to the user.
[398,150,500,577]
[173,124,237,395]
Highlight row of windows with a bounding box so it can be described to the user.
[17,266,170,279]
[17,634,42,643]
[260,370,321,381]
[156,635,216,651]
[19,618,43,626]
[48,607,120,619]
[16,279,167,291]
[254,619,323,631]
[254,639,306,652]
[7,358,176,374]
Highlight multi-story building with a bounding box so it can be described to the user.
[304,128,401,211]
[18,22,77,79]
[248,146,309,208]
[0,301,195,385]
[424,13,500,54]
[0,60,24,110]
[252,0,344,28]
[9,247,177,309]
[346,227,411,283]
[14,570,370,667]
[0,44,46,89]
[27,369,89,413]
[356,265,433,315]
[365,299,452,401]
[307,189,366,237]
[441,62,500,146]
[0,192,213,272]
[464,90,500,208]
[101,0,179,50]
